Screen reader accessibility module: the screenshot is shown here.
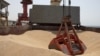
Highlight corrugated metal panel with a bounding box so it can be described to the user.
[29,5,80,25]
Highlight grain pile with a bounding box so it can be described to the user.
[0,30,100,56]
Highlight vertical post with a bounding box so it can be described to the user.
[0,2,2,26]
[5,6,8,26]
[68,0,71,17]
[23,3,28,18]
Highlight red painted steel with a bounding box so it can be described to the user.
[49,16,86,55]
[16,0,32,25]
